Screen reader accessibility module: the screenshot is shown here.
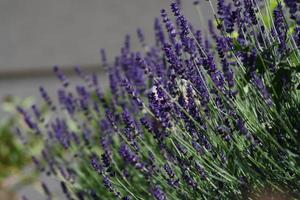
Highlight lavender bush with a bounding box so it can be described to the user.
[17,0,300,199]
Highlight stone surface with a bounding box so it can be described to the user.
[0,0,213,69]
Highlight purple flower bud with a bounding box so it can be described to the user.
[100,48,107,66]
[51,118,71,149]
[284,0,297,20]
[251,72,272,105]
[122,196,132,200]
[152,185,167,200]
[244,0,258,25]
[103,176,112,189]
[154,18,165,46]
[195,161,207,178]
[137,28,146,47]
[119,144,140,165]
[217,0,226,18]
[53,65,69,87]
[236,118,248,135]
[15,127,27,144]
[60,181,74,200]
[182,172,198,189]
[60,90,77,115]
[39,86,56,110]
[148,85,173,129]
[76,191,86,200]
[32,156,44,172]
[170,2,180,17]
[31,104,42,121]
[163,43,184,75]
[163,163,175,178]
[122,108,139,140]
[274,3,288,54]
[41,181,52,198]
[121,78,144,108]
[192,140,204,155]
[91,154,104,175]
[161,9,177,42]
[17,107,39,133]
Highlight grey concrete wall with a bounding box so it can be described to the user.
[0,0,213,69]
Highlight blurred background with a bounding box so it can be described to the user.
[0,0,213,199]
[0,0,213,100]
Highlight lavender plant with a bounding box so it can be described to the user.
[17,0,300,199]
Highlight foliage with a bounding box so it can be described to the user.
[0,97,32,182]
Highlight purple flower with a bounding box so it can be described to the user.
[163,43,184,75]
[100,48,108,66]
[103,176,114,192]
[39,86,56,110]
[57,89,76,115]
[75,191,86,200]
[195,161,207,178]
[41,182,52,198]
[60,181,73,200]
[284,0,298,20]
[122,196,132,200]
[82,126,91,146]
[51,118,72,148]
[119,144,141,166]
[243,0,258,25]
[31,104,42,121]
[91,154,104,175]
[175,141,188,155]
[251,72,272,105]
[41,148,57,176]
[137,28,146,47]
[17,107,36,130]
[121,78,144,108]
[163,163,175,178]
[217,0,226,18]
[236,118,248,135]
[192,140,204,155]
[161,9,177,43]
[170,2,180,17]
[185,60,210,107]
[122,108,139,141]
[154,18,165,46]
[274,3,288,54]
[217,37,235,88]
[148,85,173,129]
[32,156,44,172]
[294,27,300,46]
[152,185,167,200]
[76,85,92,116]
[182,172,198,189]
[53,65,69,87]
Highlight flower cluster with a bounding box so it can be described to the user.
[17,0,300,199]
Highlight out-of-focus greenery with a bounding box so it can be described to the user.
[0,119,28,181]
[0,96,36,183]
